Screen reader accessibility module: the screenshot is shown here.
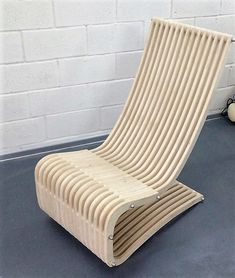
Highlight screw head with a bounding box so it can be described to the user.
[201,196,205,201]
[156,195,161,200]
[130,204,135,208]
[111,262,116,267]
[108,235,113,240]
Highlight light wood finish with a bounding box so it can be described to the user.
[35,18,232,267]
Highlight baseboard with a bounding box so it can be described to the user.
[206,113,222,120]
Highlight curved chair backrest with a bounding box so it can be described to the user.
[95,18,232,193]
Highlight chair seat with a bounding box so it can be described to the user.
[36,149,159,203]
[35,149,202,266]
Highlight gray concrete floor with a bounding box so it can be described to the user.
[0,117,235,278]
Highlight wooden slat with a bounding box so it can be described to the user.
[35,18,232,267]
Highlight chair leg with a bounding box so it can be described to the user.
[111,182,203,266]
[36,179,203,266]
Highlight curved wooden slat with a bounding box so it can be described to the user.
[35,18,232,267]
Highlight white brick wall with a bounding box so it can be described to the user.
[195,15,235,36]
[172,0,221,18]
[0,32,24,63]
[87,22,144,54]
[58,54,116,86]
[46,109,100,139]
[1,118,46,148]
[221,0,235,14]
[117,0,171,21]
[0,0,54,31]
[0,93,29,122]
[100,105,123,130]
[53,0,116,26]
[1,61,58,93]
[23,27,87,61]
[0,0,235,155]
[116,51,142,79]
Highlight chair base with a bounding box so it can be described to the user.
[36,179,203,267]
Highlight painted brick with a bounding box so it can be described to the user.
[29,85,88,116]
[209,86,235,113]
[46,109,100,139]
[54,0,116,27]
[0,118,46,149]
[29,79,133,118]
[115,22,144,52]
[0,32,23,63]
[172,18,195,25]
[0,93,29,122]
[226,43,235,64]
[0,0,53,31]
[23,27,87,61]
[228,65,235,85]
[116,51,142,79]
[59,54,115,86]
[144,21,152,41]
[87,24,114,55]
[100,105,123,130]
[221,0,235,14]
[117,0,171,21]
[195,16,218,30]
[172,0,220,18]
[87,22,144,55]
[87,79,133,106]
[1,61,58,93]
[216,15,235,36]
[195,15,235,36]
[218,66,230,88]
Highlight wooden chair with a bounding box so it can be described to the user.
[35,18,232,267]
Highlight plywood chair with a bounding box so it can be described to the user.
[35,18,232,267]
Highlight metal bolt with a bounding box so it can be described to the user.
[201,196,205,201]
[156,195,161,200]
[130,204,135,208]
[111,262,116,267]
[108,235,113,240]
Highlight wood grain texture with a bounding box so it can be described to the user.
[35,18,232,267]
